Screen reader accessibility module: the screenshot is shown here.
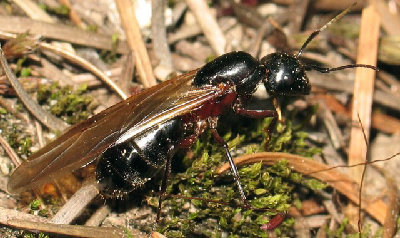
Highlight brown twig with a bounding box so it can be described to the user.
[0,47,69,131]
[0,30,127,100]
[272,0,366,11]
[59,0,85,28]
[216,152,387,224]
[39,42,128,99]
[316,99,345,150]
[51,183,99,224]
[6,219,126,238]
[312,94,400,134]
[382,173,399,238]
[0,16,128,53]
[84,205,111,227]
[12,0,55,23]
[151,0,173,80]
[288,0,310,34]
[186,0,226,55]
[115,0,157,88]
[0,207,47,224]
[310,75,400,112]
[0,96,29,124]
[0,134,21,167]
[371,0,400,36]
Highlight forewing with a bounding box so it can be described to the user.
[8,70,223,193]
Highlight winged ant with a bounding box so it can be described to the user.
[7,2,377,234]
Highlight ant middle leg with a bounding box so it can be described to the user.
[207,117,249,206]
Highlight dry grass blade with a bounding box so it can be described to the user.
[348,4,380,231]
[0,207,47,224]
[12,0,54,23]
[216,152,387,224]
[0,31,128,99]
[348,1,380,181]
[59,0,85,28]
[382,174,399,238]
[39,42,128,100]
[186,0,226,55]
[152,0,173,80]
[115,0,156,88]
[371,0,400,35]
[0,96,29,124]
[272,0,366,10]
[0,47,68,131]
[6,219,127,238]
[0,16,128,53]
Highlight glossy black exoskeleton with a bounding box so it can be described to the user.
[96,118,184,197]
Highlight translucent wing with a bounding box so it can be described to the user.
[8,70,224,193]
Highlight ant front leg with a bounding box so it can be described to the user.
[207,117,249,206]
[233,98,279,144]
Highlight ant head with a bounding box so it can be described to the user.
[260,3,377,97]
[260,53,310,96]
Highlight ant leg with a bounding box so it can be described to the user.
[156,151,174,223]
[233,105,276,118]
[208,118,248,204]
[233,98,279,143]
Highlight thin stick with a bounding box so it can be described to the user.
[371,0,400,36]
[84,205,110,227]
[0,134,21,166]
[0,47,68,131]
[59,0,85,28]
[382,174,399,238]
[39,42,128,100]
[115,0,157,88]
[347,7,380,232]
[348,4,379,181]
[152,0,173,80]
[186,0,226,55]
[0,16,128,53]
[0,30,128,100]
[0,207,47,224]
[51,183,99,224]
[6,219,126,238]
[12,0,55,23]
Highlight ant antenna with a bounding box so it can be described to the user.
[295,2,357,58]
[304,64,378,72]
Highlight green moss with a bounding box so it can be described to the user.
[143,111,325,236]
[29,199,41,211]
[324,218,379,238]
[23,233,49,238]
[39,3,69,17]
[36,82,93,124]
[136,101,331,236]
[20,67,31,77]
[0,111,33,157]
[99,33,120,63]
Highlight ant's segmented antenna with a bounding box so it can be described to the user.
[304,64,378,73]
[295,2,357,58]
